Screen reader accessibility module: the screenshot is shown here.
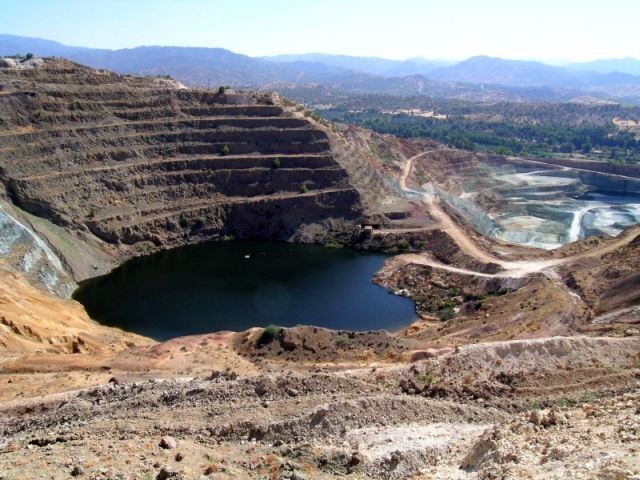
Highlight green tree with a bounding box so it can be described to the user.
[25,53,33,59]
[560,142,574,153]
[221,145,230,156]
[218,86,226,94]
[437,308,458,321]
[495,147,512,156]
[272,157,281,168]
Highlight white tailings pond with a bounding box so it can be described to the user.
[428,167,640,250]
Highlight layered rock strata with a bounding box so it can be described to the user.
[0,59,374,268]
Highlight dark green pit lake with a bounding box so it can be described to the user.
[73,241,418,341]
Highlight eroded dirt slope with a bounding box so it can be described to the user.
[0,259,153,355]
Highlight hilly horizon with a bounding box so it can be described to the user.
[1,34,640,103]
[3,33,640,75]
[565,56,640,76]
[260,53,458,77]
[427,55,640,89]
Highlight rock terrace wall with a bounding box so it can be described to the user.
[0,59,363,256]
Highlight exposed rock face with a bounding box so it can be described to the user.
[0,201,75,297]
[0,59,374,277]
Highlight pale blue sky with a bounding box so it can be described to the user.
[1,0,637,61]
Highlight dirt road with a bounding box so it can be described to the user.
[398,151,438,190]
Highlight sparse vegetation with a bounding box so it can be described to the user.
[559,398,577,407]
[488,288,511,297]
[413,363,436,385]
[397,241,410,250]
[437,307,458,321]
[277,87,640,162]
[335,336,350,348]
[414,368,436,385]
[259,325,282,344]
[87,207,97,218]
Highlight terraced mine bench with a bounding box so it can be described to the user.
[0,59,376,249]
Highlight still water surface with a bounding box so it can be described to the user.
[73,241,417,341]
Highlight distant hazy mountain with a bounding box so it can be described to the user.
[428,56,640,88]
[565,57,640,76]
[261,53,399,75]
[69,46,412,87]
[262,53,457,77]
[0,34,102,57]
[1,35,638,103]
[383,59,458,77]
[579,70,640,87]
[69,46,306,85]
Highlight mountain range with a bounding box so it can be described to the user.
[1,34,640,103]
[565,57,640,76]
[425,56,640,89]
[261,53,457,77]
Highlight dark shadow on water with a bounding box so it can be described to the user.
[73,241,418,341]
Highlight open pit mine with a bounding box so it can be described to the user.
[0,58,639,480]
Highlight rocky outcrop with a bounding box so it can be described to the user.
[0,201,75,297]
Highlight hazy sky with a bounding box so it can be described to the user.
[1,0,638,61]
